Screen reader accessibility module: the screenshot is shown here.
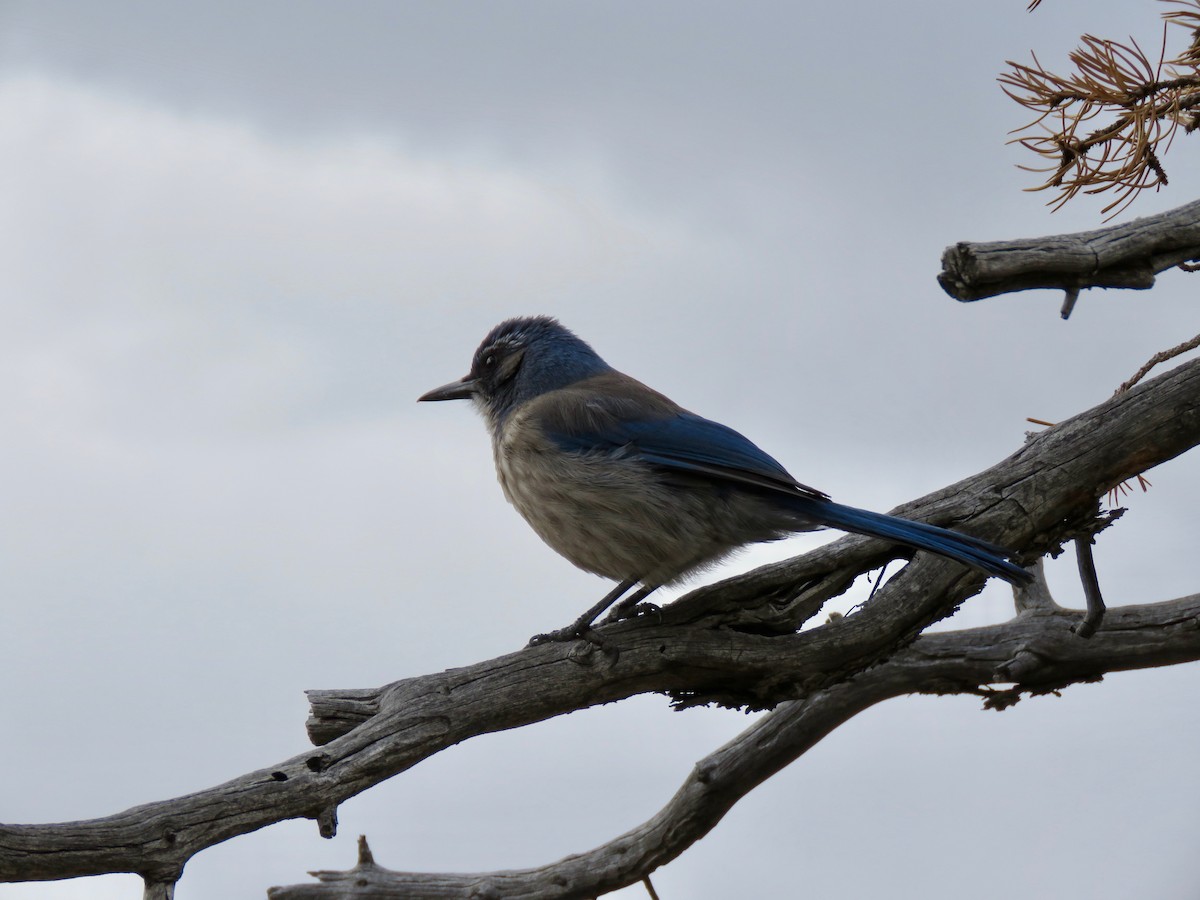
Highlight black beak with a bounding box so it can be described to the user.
[418,376,477,402]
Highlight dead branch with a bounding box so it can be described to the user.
[1002,0,1200,216]
[1116,331,1200,392]
[2,357,1195,897]
[938,196,1200,303]
[272,574,1200,898]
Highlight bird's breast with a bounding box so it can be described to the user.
[488,412,787,585]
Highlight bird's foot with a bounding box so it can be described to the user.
[600,601,661,625]
[526,623,604,648]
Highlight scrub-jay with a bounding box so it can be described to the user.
[420,316,1029,643]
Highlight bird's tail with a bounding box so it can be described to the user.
[786,497,1031,585]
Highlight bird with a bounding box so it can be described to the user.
[419,316,1030,644]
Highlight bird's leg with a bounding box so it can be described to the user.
[599,584,661,624]
[527,578,640,646]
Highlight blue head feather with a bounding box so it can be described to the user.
[467,316,612,424]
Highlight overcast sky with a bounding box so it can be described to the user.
[2,2,1198,898]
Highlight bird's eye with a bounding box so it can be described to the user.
[484,354,496,367]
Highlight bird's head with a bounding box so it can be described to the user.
[418,316,610,428]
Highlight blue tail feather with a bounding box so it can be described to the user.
[787,497,1031,585]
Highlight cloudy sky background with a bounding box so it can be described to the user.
[2,2,1198,898]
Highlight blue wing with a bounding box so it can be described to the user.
[533,372,830,500]
[528,372,1031,585]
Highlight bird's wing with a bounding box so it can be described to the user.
[531,373,830,502]
[526,374,1031,585]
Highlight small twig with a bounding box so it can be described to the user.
[357,835,375,866]
[1115,332,1200,394]
[1071,537,1107,638]
[1060,285,1081,319]
[1103,333,1200,505]
[642,874,662,900]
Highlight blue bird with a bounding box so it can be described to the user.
[419,316,1030,644]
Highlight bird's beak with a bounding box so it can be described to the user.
[418,376,478,402]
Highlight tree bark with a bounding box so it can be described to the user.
[938,198,1200,302]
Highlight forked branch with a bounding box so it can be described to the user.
[1,359,1198,898]
[273,576,1200,899]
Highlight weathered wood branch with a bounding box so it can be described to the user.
[307,353,1200,733]
[273,575,1200,898]
[0,358,1197,896]
[938,197,1200,302]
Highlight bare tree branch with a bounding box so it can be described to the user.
[1,357,1196,897]
[938,197,1200,302]
[272,580,1200,899]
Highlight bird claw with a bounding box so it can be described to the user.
[600,601,661,624]
[526,624,603,648]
